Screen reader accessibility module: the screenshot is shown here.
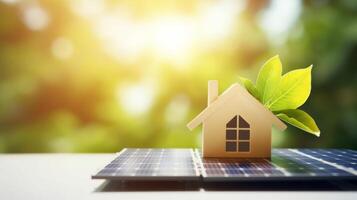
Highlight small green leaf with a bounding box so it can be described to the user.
[256,55,282,105]
[238,76,260,101]
[268,65,312,111]
[276,109,320,136]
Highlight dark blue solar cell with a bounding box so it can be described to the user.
[238,163,254,169]
[343,164,357,169]
[225,168,243,175]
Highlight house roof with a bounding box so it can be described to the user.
[187,83,287,131]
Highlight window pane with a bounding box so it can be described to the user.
[226,141,237,152]
[239,129,250,140]
[226,129,237,140]
[226,116,237,128]
[238,141,250,152]
[239,116,250,128]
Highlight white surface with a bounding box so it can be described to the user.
[0,154,356,200]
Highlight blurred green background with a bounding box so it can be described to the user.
[0,0,356,153]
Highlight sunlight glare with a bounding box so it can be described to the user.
[152,16,195,62]
[198,0,244,41]
[95,13,148,62]
[90,2,243,65]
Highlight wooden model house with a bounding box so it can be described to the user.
[187,80,287,158]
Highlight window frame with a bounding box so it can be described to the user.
[225,115,251,153]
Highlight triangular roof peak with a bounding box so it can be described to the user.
[187,82,286,131]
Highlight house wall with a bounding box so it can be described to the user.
[202,90,273,158]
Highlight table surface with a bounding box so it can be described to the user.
[1,153,357,200]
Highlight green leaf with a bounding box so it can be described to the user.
[256,55,282,105]
[276,109,320,136]
[268,65,312,111]
[238,76,260,101]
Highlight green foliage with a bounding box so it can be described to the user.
[256,55,282,104]
[239,56,319,136]
[268,66,312,111]
[275,109,320,137]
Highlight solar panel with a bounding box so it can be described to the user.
[92,148,200,181]
[199,149,357,181]
[92,148,357,182]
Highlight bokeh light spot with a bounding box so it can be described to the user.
[118,83,156,116]
[51,37,74,60]
[164,95,191,127]
[22,4,49,31]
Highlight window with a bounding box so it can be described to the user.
[225,115,250,152]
